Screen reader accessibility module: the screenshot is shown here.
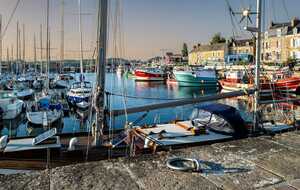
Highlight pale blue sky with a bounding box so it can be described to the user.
[0,0,300,60]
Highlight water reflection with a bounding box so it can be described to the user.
[1,73,298,138]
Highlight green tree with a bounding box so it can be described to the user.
[181,43,188,57]
[210,33,226,45]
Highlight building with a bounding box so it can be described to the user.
[262,17,300,63]
[164,52,183,64]
[189,43,228,65]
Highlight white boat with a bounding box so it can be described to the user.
[16,89,34,100]
[122,103,249,149]
[116,65,125,75]
[54,74,75,89]
[67,81,92,108]
[0,91,24,120]
[76,101,90,110]
[26,110,62,127]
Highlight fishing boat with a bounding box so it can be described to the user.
[54,74,75,89]
[274,76,300,93]
[134,68,165,81]
[0,91,24,120]
[219,70,274,97]
[173,69,218,87]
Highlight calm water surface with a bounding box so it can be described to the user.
[0,73,252,138]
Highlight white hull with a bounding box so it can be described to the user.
[2,100,24,120]
[26,111,62,126]
[134,76,164,81]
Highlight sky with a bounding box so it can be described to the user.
[0,0,300,61]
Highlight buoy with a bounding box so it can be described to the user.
[0,135,8,149]
[68,137,79,151]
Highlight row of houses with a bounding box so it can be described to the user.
[189,17,300,65]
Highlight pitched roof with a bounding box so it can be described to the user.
[190,43,226,53]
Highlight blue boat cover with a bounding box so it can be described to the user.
[195,103,249,138]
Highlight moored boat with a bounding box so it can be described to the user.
[134,68,165,81]
[26,110,63,127]
[67,81,92,109]
[0,91,24,120]
[173,69,218,87]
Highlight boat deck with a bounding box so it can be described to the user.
[1,130,300,189]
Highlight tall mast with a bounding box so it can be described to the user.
[0,14,2,75]
[60,0,64,74]
[16,21,19,74]
[94,0,108,146]
[253,0,262,131]
[34,34,37,72]
[7,47,9,72]
[22,24,25,72]
[11,45,13,73]
[40,24,43,74]
[78,0,84,77]
[46,0,50,91]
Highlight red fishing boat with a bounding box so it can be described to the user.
[275,76,300,93]
[219,71,274,96]
[134,68,165,81]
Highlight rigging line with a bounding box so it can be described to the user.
[107,91,187,101]
[281,0,290,20]
[1,0,21,38]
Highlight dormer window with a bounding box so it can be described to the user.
[293,27,298,35]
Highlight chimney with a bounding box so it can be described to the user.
[291,17,300,27]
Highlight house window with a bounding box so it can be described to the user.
[276,52,281,60]
[276,29,281,37]
[276,41,280,48]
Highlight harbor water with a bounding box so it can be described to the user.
[0,73,265,138]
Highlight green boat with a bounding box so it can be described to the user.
[173,70,218,87]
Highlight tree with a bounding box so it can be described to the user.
[210,33,226,45]
[181,43,188,57]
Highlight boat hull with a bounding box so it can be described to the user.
[275,77,300,93]
[174,71,217,87]
[134,70,165,81]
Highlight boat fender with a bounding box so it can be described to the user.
[0,135,8,149]
[68,137,79,151]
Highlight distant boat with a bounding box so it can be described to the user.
[173,69,218,87]
[67,81,92,109]
[134,68,165,81]
[26,110,62,127]
[0,91,24,120]
[54,74,75,89]
[219,70,273,97]
[116,64,125,75]
[16,89,34,100]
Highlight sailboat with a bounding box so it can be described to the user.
[26,0,62,127]
[66,0,92,110]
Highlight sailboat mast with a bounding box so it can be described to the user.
[11,45,13,73]
[78,0,84,76]
[40,24,43,74]
[94,0,108,146]
[253,0,262,131]
[46,0,50,91]
[34,34,37,72]
[60,0,64,74]
[22,24,25,72]
[16,21,19,74]
[7,47,9,72]
[0,14,2,75]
